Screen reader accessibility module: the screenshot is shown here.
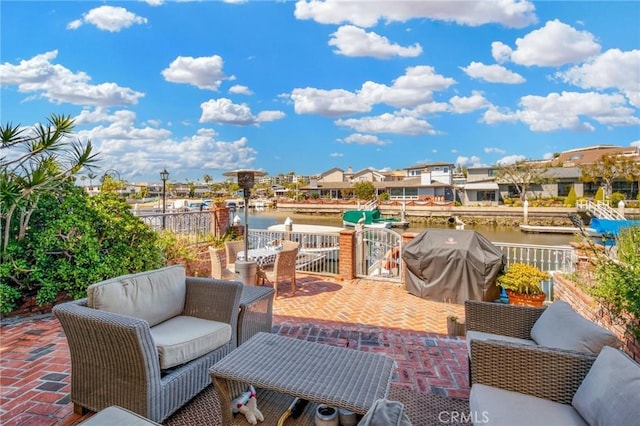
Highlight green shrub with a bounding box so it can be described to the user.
[610,192,625,206]
[565,187,577,207]
[0,185,165,311]
[590,226,640,339]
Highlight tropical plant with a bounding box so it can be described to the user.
[497,263,551,295]
[0,186,165,313]
[1,114,98,256]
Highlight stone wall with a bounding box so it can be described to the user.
[553,274,640,361]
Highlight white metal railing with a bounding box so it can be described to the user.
[135,210,217,244]
[576,200,625,220]
[493,243,576,301]
[248,229,340,275]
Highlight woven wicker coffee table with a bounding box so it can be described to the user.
[209,332,395,425]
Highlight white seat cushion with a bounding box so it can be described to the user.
[572,346,640,425]
[470,384,587,426]
[530,300,618,355]
[150,315,231,369]
[466,330,536,357]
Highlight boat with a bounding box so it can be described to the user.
[342,200,403,229]
[585,217,639,239]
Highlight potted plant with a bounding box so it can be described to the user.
[497,262,551,307]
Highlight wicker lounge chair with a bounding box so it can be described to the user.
[470,344,639,425]
[53,266,242,423]
[464,300,618,382]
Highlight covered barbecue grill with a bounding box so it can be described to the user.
[402,229,505,304]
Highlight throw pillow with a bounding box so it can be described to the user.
[572,346,640,425]
[530,300,618,355]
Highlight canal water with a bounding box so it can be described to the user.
[244,210,575,246]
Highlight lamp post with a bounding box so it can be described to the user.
[160,168,169,229]
[222,169,266,285]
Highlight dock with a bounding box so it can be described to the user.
[519,224,580,234]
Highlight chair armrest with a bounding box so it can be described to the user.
[465,300,546,339]
[183,277,243,337]
[470,339,596,405]
[53,300,162,412]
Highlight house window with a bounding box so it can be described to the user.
[583,182,599,197]
[476,191,496,201]
[558,183,572,197]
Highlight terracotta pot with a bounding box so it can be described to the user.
[506,289,546,307]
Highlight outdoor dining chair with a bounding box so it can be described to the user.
[259,244,299,297]
[208,246,236,280]
[224,240,245,273]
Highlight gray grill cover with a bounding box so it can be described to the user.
[402,229,504,304]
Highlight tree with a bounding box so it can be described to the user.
[495,160,551,202]
[353,181,376,201]
[1,114,98,255]
[87,172,97,187]
[580,154,640,201]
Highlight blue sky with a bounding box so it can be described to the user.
[2,0,639,184]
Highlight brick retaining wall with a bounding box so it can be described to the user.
[553,274,640,361]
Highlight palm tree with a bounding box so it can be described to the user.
[87,172,97,188]
[1,113,98,253]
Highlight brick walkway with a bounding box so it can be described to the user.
[0,276,469,425]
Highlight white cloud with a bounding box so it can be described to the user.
[329,25,422,58]
[543,152,555,160]
[456,155,484,168]
[499,20,601,66]
[290,65,455,116]
[199,98,285,125]
[491,41,512,63]
[257,110,286,122]
[461,61,525,84]
[336,113,436,136]
[229,85,253,95]
[162,55,228,91]
[0,50,144,106]
[360,66,456,108]
[295,0,537,29]
[558,49,640,107]
[66,6,148,32]
[74,108,256,179]
[144,0,164,6]
[291,88,371,117]
[483,91,639,131]
[497,154,526,165]
[630,141,640,149]
[449,91,490,113]
[484,147,506,154]
[340,133,388,146]
[330,152,344,157]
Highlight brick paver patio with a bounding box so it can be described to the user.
[0,275,469,425]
